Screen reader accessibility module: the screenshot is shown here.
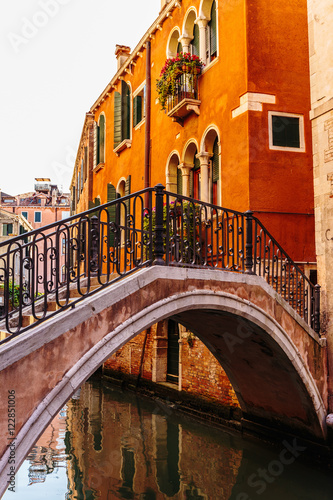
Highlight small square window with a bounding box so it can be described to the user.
[268,112,305,152]
[34,212,41,223]
[272,115,300,148]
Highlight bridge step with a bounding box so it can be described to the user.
[21,315,35,328]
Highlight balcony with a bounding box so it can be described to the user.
[166,71,201,126]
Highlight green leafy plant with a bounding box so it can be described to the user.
[156,52,204,110]
[143,200,200,262]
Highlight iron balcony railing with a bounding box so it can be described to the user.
[166,69,200,114]
[0,185,320,343]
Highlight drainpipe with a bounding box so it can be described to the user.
[144,40,151,207]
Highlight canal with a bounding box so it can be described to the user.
[3,374,333,499]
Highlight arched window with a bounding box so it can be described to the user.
[211,137,219,204]
[191,23,200,56]
[207,0,217,62]
[167,28,181,58]
[94,114,106,168]
[177,168,183,195]
[114,81,131,149]
[98,114,105,164]
[190,151,201,199]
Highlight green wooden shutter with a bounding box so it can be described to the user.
[99,115,105,163]
[194,154,200,171]
[133,95,142,127]
[84,146,88,182]
[177,168,183,195]
[212,137,219,182]
[121,81,130,141]
[192,24,200,57]
[210,1,217,57]
[114,91,122,148]
[189,170,194,198]
[107,183,117,246]
[125,175,131,213]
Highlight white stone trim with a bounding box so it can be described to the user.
[232,92,276,119]
[268,111,305,153]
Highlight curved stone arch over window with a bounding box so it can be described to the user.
[167,27,182,58]
[198,0,218,64]
[181,140,200,198]
[116,177,126,198]
[200,125,221,205]
[182,8,199,55]
[165,151,181,194]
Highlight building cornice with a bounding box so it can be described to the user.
[90,0,182,113]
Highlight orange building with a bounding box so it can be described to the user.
[70,0,315,405]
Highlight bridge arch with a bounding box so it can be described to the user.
[0,267,327,495]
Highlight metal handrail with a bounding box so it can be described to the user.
[0,185,320,344]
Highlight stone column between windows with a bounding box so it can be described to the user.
[178,163,192,197]
[196,17,209,65]
[178,35,192,54]
[196,152,212,203]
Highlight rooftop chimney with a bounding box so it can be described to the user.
[115,45,131,70]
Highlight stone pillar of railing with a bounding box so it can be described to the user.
[196,152,212,203]
[244,210,254,274]
[153,184,166,266]
[89,216,99,274]
[178,163,193,196]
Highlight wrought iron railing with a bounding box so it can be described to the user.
[166,69,200,113]
[0,185,320,343]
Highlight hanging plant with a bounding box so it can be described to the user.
[156,52,204,110]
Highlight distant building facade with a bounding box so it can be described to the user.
[0,178,70,229]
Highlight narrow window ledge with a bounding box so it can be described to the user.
[134,118,145,131]
[113,139,132,156]
[93,162,105,173]
[201,56,219,74]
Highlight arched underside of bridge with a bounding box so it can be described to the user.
[0,267,328,495]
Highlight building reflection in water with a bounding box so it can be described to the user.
[15,375,333,500]
[65,376,242,499]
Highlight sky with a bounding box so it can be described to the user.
[0,0,161,196]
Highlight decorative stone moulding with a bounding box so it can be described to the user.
[113,139,132,156]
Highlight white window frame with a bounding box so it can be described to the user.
[268,111,305,153]
[133,81,146,129]
[34,211,42,223]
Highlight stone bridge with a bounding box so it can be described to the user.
[0,266,328,496]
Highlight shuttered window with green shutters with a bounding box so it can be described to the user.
[209,1,217,59]
[99,115,105,163]
[191,23,200,57]
[122,80,130,141]
[114,92,122,148]
[133,95,142,127]
[125,175,131,212]
[177,168,183,195]
[212,137,219,183]
[84,146,88,182]
[107,183,117,246]
[114,81,131,148]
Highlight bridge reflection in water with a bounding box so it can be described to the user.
[3,374,333,500]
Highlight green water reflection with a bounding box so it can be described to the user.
[3,375,333,499]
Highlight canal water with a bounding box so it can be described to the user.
[3,374,333,500]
